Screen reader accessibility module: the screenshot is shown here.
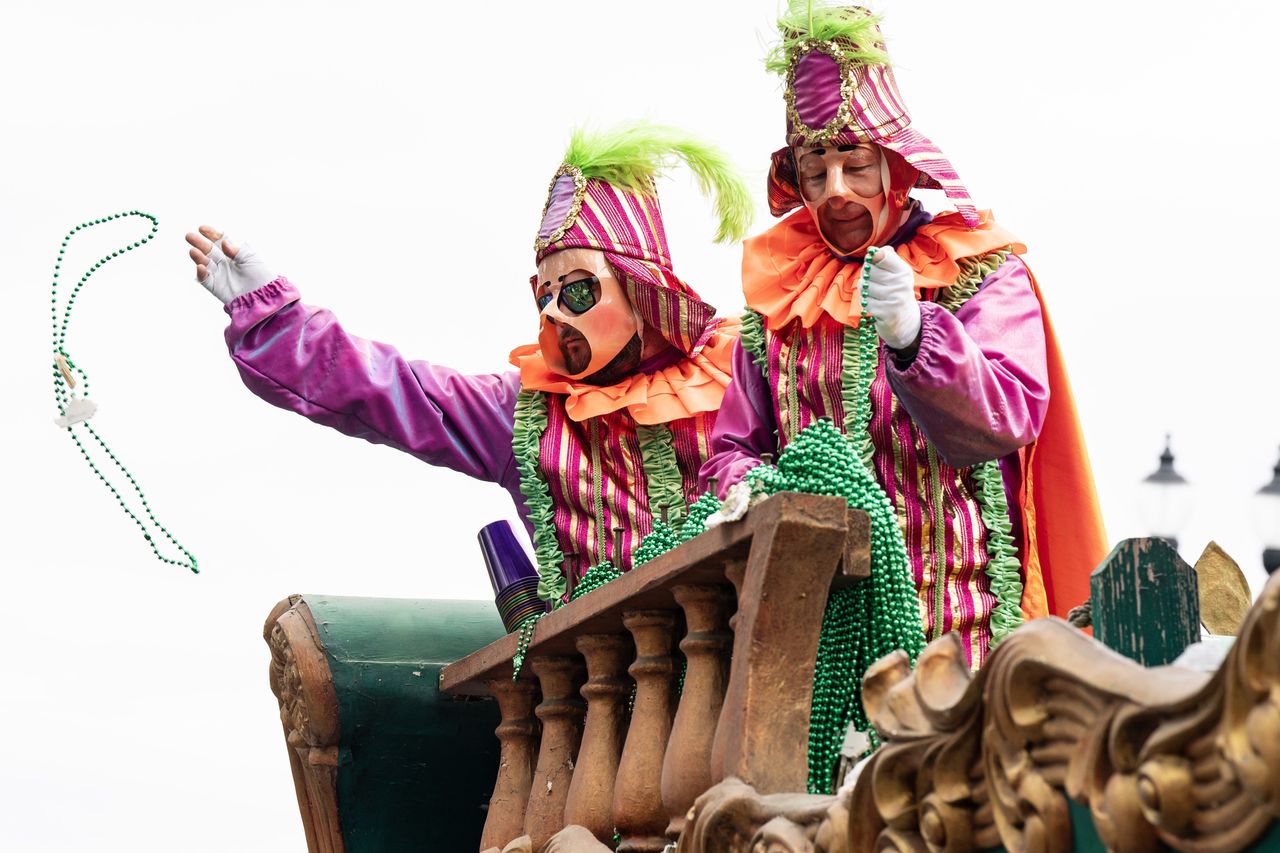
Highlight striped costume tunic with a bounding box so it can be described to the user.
[531,397,714,583]
[761,312,998,667]
[703,206,1054,669]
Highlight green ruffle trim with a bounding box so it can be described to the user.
[637,423,686,532]
[840,321,876,474]
[972,460,1025,645]
[935,248,1012,313]
[739,308,769,380]
[932,248,1025,645]
[513,389,567,604]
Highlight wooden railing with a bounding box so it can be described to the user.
[438,492,871,853]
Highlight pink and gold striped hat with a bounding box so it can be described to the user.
[765,3,979,226]
[533,122,753,355]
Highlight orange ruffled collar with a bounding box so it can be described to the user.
[741,209,1027,330]
[509,317,740,425]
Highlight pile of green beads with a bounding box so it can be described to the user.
[633,519,681,566]
[678,491,724,543]
[51,211,199,573]
[569,560,624,601]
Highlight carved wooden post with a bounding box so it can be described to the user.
[524,656,586,851]
[480,678,540,852]
[660,584,734,840]
[265,597,344,853]
[563,634,633,844]
[613,610,679,852]
[1092,538,1200,666]
[710,495,847,793]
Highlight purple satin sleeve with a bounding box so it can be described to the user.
[887,256,1049,469]
[224,277,522,490]
[698,342,777,498]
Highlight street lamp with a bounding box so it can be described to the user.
[1257,448,1280,575]
[1138,434,1192,551]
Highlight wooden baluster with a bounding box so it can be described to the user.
[524,656,586,851]
[709,497,846,793]
[613,610,679,852]
[563,634,633,844]
[660,585,734,840]
[480,678,540,852]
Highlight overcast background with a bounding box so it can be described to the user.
[2,1,1277,849]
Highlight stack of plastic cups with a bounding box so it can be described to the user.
[479,520,548,633]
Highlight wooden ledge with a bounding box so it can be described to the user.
[440,492,852,696]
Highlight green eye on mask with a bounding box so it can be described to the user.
[560,277,597,313]
[536,275,600,315]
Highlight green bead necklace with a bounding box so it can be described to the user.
[745,247,927,794]
[51,212,199,573]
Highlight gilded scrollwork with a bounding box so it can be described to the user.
[683,573,1280,852]
[680,777,846,853]
[848,571,1280,853]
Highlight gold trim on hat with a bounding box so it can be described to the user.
[784,39,862,146]
[533,163,588,253]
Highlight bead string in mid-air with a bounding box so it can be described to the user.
[51,211,199,573]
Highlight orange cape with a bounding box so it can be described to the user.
[742,211,1106,619]
[509,317,740,426]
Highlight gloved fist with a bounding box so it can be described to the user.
[863,246,921,351]
[185,225,276,305]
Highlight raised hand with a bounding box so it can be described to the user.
[185,225,276,304]
[863,246,922,351]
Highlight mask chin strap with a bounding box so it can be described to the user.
[852,149,895,256]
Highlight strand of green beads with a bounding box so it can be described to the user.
[51,211,199,573]
[511,611,545,682]
[792,248,926,792]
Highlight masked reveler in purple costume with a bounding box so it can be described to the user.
[187,122,753,603]
[700,3,1106,669]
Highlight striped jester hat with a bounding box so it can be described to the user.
[533,121,753,355]
[764,1,979,226]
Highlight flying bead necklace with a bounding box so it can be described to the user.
[51,211,199,573]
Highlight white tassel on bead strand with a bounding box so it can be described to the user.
[53,395,97,428]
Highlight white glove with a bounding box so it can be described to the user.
[199,237,277,305]
[863,247,922,351]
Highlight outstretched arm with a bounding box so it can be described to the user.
[886,255,1049,468]
[187,226,520,485]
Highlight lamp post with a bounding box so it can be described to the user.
[1257,448,1280,575]
[1138,434,1192,551]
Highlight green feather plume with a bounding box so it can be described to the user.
[563,121,754,245]
[764,0,889,76]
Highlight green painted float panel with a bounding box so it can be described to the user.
[304,595,505,853]
[1091,538,1199,667]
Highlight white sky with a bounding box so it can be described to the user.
[2,1,1278,849]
